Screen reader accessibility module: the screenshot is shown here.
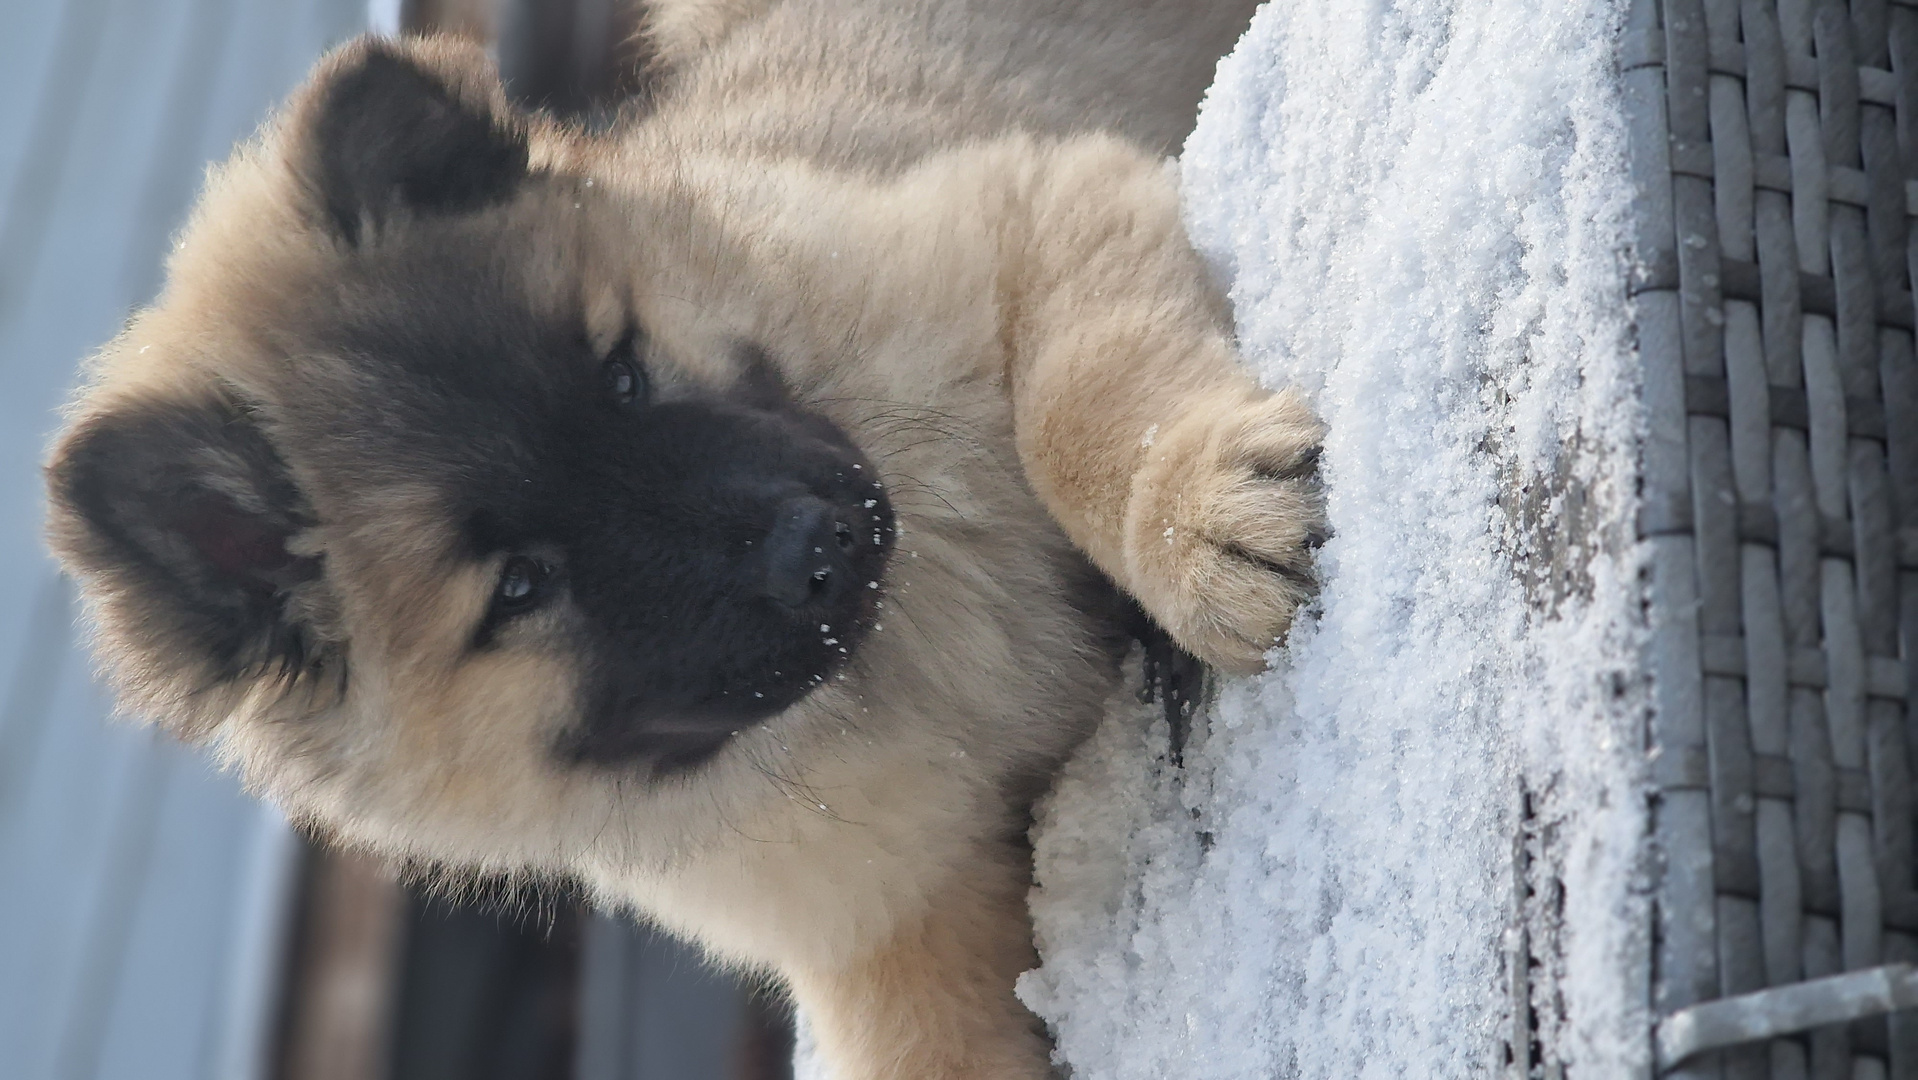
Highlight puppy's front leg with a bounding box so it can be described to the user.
[1006,137,1326,673]
[787,848,1054,1079]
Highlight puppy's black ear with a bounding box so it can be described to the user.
[304,39,529,243]
[46,394,323,703]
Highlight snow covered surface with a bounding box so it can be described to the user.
[1016,2,1653,1076]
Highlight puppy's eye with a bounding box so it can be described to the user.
[603,357,644,407]
[494,555,550,615]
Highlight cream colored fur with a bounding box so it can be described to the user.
[45,3,1323,1077]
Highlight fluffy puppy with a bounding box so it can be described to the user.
[43,3,1322,1076]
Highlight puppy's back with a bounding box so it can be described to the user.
[644,0,1262,170]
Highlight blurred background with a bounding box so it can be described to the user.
[0,1,794,1077]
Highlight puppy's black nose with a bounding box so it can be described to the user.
[760,496,853,607]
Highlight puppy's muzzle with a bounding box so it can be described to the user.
[760,495,865,608]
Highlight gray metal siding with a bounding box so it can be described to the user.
[0,2,362,1077]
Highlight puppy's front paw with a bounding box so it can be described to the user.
[1123,389,1326,674]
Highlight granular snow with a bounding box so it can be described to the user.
[1017,2,1652,1076]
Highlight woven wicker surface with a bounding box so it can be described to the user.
[1632,0,1918,1074]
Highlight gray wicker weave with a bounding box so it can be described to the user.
[1631,0,1918,1075]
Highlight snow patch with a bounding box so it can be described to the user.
[1018,1,1650,1076]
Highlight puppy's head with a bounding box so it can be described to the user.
[44,38,904,869]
